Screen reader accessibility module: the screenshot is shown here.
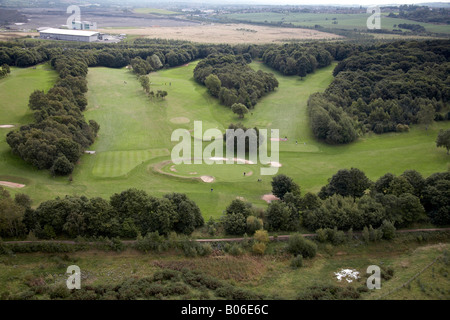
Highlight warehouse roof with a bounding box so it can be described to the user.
[39,28,99,37]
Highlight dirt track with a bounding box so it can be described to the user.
[3,228,450,245]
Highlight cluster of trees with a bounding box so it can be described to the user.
[308,40,450,143]
[262,43,333,77]
[6,51,99,175]
[397,24,426,33]
[220,168,449,236]
[138,75,168,100]
[389,5,450,24]
[194,54,279,108]
[0,63,10,78]
[0,188,204,239]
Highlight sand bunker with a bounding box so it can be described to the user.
[170,117,190,124]
[269,161,282,167]
[208,157,255,164]
[200,175,215,183]
[0,181,25,188]
[170,165,177,172]
[270,138,288,141]
[0,125,15,128]
[189,172,197,175]
[84,151,96,154]
[244,171,253,177]
[262,194,279,203]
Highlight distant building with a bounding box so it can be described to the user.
[71,20,97,30]
[39,28,99,42]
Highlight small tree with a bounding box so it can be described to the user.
[380,220,396,240]
[51,156,74,176]
[231,103,249,119]
[204,74,221,97]
[436,129,450,155]
[138,75,150,93]
[254,229,269,244]
[271,174,300,200]
[286,234,317,258]
[417,104,435,131]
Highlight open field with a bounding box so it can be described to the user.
[98,23,342,44]
[1,61,449,219]
[222,12,450,35]
[133,8,180,15]
[0,235,448,300]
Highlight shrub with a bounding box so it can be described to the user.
[252,242,266,255]
[286,234,317,258]
[246,216,263,235]
[290,255,303,268]
[253,229,269,244]
[380,220,396,240]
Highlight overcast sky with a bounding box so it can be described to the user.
[243,1,448,5]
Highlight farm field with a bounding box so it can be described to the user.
[133,8,180,15]
[1,61,449,219]
[0,235,448,300]
[97,23,342,44]
[222,12,450,35]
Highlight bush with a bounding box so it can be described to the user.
[246,216,263,235]
[380,220,396,240]
[286,234,317,258]
[252,242,266,255]
[290,255,303,268]
[253,230,269,244]
[227,243,244,256]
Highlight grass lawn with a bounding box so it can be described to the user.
[1,61,449,219]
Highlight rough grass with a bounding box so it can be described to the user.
[0,237,447,299]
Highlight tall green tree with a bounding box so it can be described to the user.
[436,129,450,155]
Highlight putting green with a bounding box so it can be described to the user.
[92,148,169,178]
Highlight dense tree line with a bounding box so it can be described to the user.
[262,43,333,77]
[0,188,204,239]
[309,40,450,143]
[220,168,449,236]
[389,5,450,24]
[194,54,279,108]
[6,51,99,175]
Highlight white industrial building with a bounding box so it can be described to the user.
[39,28,99,42]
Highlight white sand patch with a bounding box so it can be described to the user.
[170,117,190,124]
[0,181,25,188]
[170,165,177,172]
[189,172,197,175]
[0,125,15,128]
[200,175,215,183]
[262,194,279,203]
[84,151,96,154]
[270,138,288,141]
[269,161,282,167]
[334,269,360,283]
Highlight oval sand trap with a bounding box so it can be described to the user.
[262,194,279,203]
[0,181,25,188]
[269,161,282,167]
[0,125,15,128]
[200,175,215,183]
[170,117,190,124]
